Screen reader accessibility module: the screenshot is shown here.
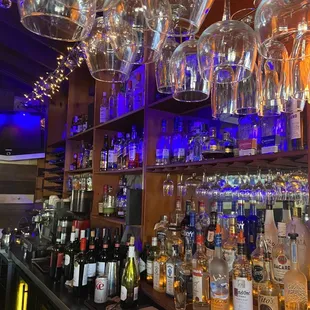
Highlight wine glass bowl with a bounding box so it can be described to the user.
[163,173,174,196]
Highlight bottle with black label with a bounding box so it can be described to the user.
[100,134,109,171]
[64,229,76,281]
[205,211,217,262]
[49,226,64,282]
[73,238,88,297]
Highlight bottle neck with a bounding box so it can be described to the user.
[256,233,265,248]
[249,204,256,216]
[263,259,272,281]
[290,240,299,270]
[214,234,222,258]
[238,204,245,216]
[237,242,246,257]
[128,245,135,258]
[184,249,192,262]
[265,208,275,224]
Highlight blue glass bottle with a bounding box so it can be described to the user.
[236,200,249,244]
[247,200,259,255]
[217,201,229,242]
[156,120,171,166]
[184,211,196,254]
[171,117,186,163]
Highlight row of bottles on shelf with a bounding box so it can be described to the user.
[68,174,93,192]
[100,126,144,171]
[50,225,143,308]
[98,177,128,218]
[70,114,90,136]
[156,113,307,165]
[100,72,144,124]
[70,142,93,171]
[145,198,310,309]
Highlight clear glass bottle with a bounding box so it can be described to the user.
[170,197,185,227]
[205,211,217,263]
[257,253,281,310]
[100,92,109,123]
[171,117,186,163]
[128,126,139,169]
[154,215,169,245]
[232,230,253,310]
[191,122,202,162]
[203,127,224,159]
[271,222,291,290]
[125,80,133,113]
[264,200,278,254]
[146,237,159,285]
[166,227,184,259]
[114,132,124,170]
[181,200,192,241]
[166,244,182,297]
[109,84,117,120]
[153,241,169,293]
[192,232,210,309]
[156,119,171,166]
[133,72,144,110]
[209,225,229,310]
[222,131,235,158]
[197,201,209,234]
[284,233,308,310]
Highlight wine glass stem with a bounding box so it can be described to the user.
[222,0,231,21]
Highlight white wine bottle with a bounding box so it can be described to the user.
[120,236,139,309]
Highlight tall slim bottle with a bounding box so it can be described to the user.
[49,226,64,282]
[247,200,259,254]
[205,211,217,262]
[153,240,169,293]
[232,230,253,310]
[264,200,278,254]
[146,237,159,284]
[109,84,117,120]
[184,211,196,254]
[100,135,109,171]
[209,225,229,310]
[282,201,292,224]
[166,245,182,297]
[236,200,249,240]
[73,238,88,297]
[156,119,171,166]
[284,233,308,310]
[64,230,76,281]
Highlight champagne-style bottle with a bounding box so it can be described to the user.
[73,238,88,297]
[49,226,64,282]
[64,230,76,280]
[120,236,139,309]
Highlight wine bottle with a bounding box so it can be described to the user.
[87,230,97,296]
[64,229,76,281]
[73,238,88,297]
[49,226,64,282]
[97,236,109,276]
[120,236,139,309]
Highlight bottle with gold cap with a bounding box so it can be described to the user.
[232,230,253,310]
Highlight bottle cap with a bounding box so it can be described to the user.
[215,224,221,234]
[288,232,298,240]
[129,236,135,246]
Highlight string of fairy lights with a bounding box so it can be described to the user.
[23,43,85,110]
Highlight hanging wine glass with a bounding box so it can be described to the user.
[251,169,265,202]
[96,0,119,12]
[273,171,287,201]
[231,8,256,28]
[198,0,258,85]
[196,172,209,197]
[18,0,96,41]
[219,174,234,201]
[238,173,253,201]
[177,174,187,197]
[232,174,243,201]
[155,37,179,94]
[170,38,210,102]
[264,170,277,204]
[163,173,174,196]
[185,173,202,188]
[84,16,133,83]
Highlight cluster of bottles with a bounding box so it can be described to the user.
[100,126,144,171]
[99,73,144,123]
[67,174,93,192]
[156,113,306,165]
[98,178,128,218]
[70,114,89,136]
[50,226,144,308]
[70,141,93,171]
[145,198,310,309]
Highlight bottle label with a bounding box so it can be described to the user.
[108,150,115,167]
[134,286,138,301]
[233,278,253,310]
[239,139,257,150]
[207,231,214,242]
[129,145,136,161]
[166,263,174,296]
[153,261,160,290]
[73,263,88,287]
[57,253,64,268]
[173,148,185,159]
[120,285,127,301]
[192,271,203,302]
[157,231,166,243]
[88,263,96,278]
[273,255,290,284]
[139,259,146,273]
[97,262,106,275]
[223,249,236,272]
[265,236,277,254]
[289,112,301,140]
[252,263,264,283]
[206,248,214,260]
[100,107,108,123]
[258,295,279,310]
[64,254,70,266]
[284,282,308,305]
[147,260,153,276]
[162,149,169,159]
[210,277,229,308]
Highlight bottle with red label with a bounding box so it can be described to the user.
[205,211,217,263]
[49,226,64,282]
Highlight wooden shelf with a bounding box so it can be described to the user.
[91,215,125,225]
[146,150,308,174]
[65,168,93,174]
[149,95,210,115]
[67,127,94,141]
[95,107,144,132]
[95,168,142,175]
[48,140,66,148]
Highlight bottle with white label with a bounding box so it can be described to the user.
[100,92,108,123]
[120,236,139,309]
[73,238,89,297]
[165,244,182,297]
[233,230,253,310]
[86,230,97,295]
[146,237,159,284]
[258,252,281,310]
[96,236,109,276]
[153,240,169,293]
[264,201,278,254]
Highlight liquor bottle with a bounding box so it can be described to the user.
[116,177,127,218]
[236,200,249,242]
[217,201,229,241]
[106,241,121,297]
[222,131,235,158]
[103,185,115,217]
[146,237,159,284]
[209,225,229,310]
[184,211,196,254]
[171,117,186,163]
[232,230,253,310]
[97,237,109,276]
[156,119,171,166]
[108,137,116,170]
[247,200,259,254]
[94,227,101,256]
[251,222,266,300]
[282,201,292,224]
[166,227,184,258]
[100,135,109,171]
[257,252,281,310]
[109,84,117,120]
[125,81,133,113]
[192,232,210,309]
[197,200,209,233]
[190,122,202,162]
[73,238,88,297]
[264,200,278,254]
[115,132,124,170]
[205,211,217,262]
[88,144,93,168]
[122,133,130,169]
[120,237,139,309]
[271,222,290,289]
[73,228,80,253]
[64,230,76,281]
[229,201,237,219]
[86,228,91,250]
[170,197,184,227]
[139,243,149,280]
[128,126,139,169]
[289,105,307,151]
[286,206,310,279]
[154,215,169,245]
[49,226,64,282]
[223,217,237,276]
[137,130,144,167]
[87,230,97,296]
[166,244,182,297]
[181,200,191,239]
[100,92,109,123]
[153,240,169,293]
[133,73,144,110]
[203,127,224,159]
[284,233,308,310]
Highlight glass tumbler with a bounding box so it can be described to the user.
[18,0,96,41]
